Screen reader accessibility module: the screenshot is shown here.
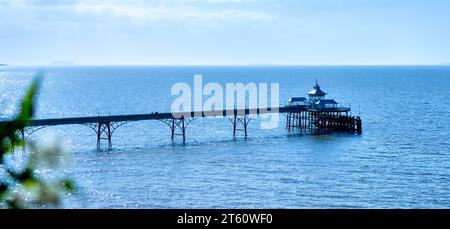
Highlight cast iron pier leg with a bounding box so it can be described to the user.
[97,123,101,148]
[171,119,175,141]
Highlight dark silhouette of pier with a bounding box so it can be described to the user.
[0,82,362,149]
[1,106,361,149]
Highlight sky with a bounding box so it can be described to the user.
[0,0,450,65]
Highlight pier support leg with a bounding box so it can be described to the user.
[95,122,112,149]
[286,113,291,131]
[162,117,194,142]
[233,116,237,137]
[307,112,362,135]
[286,112,303,132]
[229,115,251,138]
[171,119,175,141]
[97,123,101,148]
[285,113,289,130]
[107,123,112,149]
[182,117,186,142]
[244,116,248,137]
[356,117,362,135]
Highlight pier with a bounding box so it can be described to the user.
[0,82,362,148]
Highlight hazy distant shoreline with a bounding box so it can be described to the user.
[2,64,450,68]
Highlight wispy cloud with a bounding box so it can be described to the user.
[1,0,273,24]
[73,3,272,22]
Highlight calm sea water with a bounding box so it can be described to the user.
[0,66,449,208]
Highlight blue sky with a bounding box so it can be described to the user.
[0,0,449,65]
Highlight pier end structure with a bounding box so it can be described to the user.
[285,82,361,134]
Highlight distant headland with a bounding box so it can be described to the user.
[0,64,8,66]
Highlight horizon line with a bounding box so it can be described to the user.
[2,63,450,67]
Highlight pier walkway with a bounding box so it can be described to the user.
[0,106,361,148]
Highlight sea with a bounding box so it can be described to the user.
[0,66,449,208]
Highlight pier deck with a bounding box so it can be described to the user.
[0,106,360,148]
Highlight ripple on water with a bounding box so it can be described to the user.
[2,66,449,208]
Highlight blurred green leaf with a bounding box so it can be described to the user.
[60,179,75,193]
[0,182,7,192]
[38,185,59,206]
[23,179,39,190]
[6,196,24,209]
[14,77,42,128]
[0,182,7,200]
[8,168,34,182]
[1,76,75,209]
